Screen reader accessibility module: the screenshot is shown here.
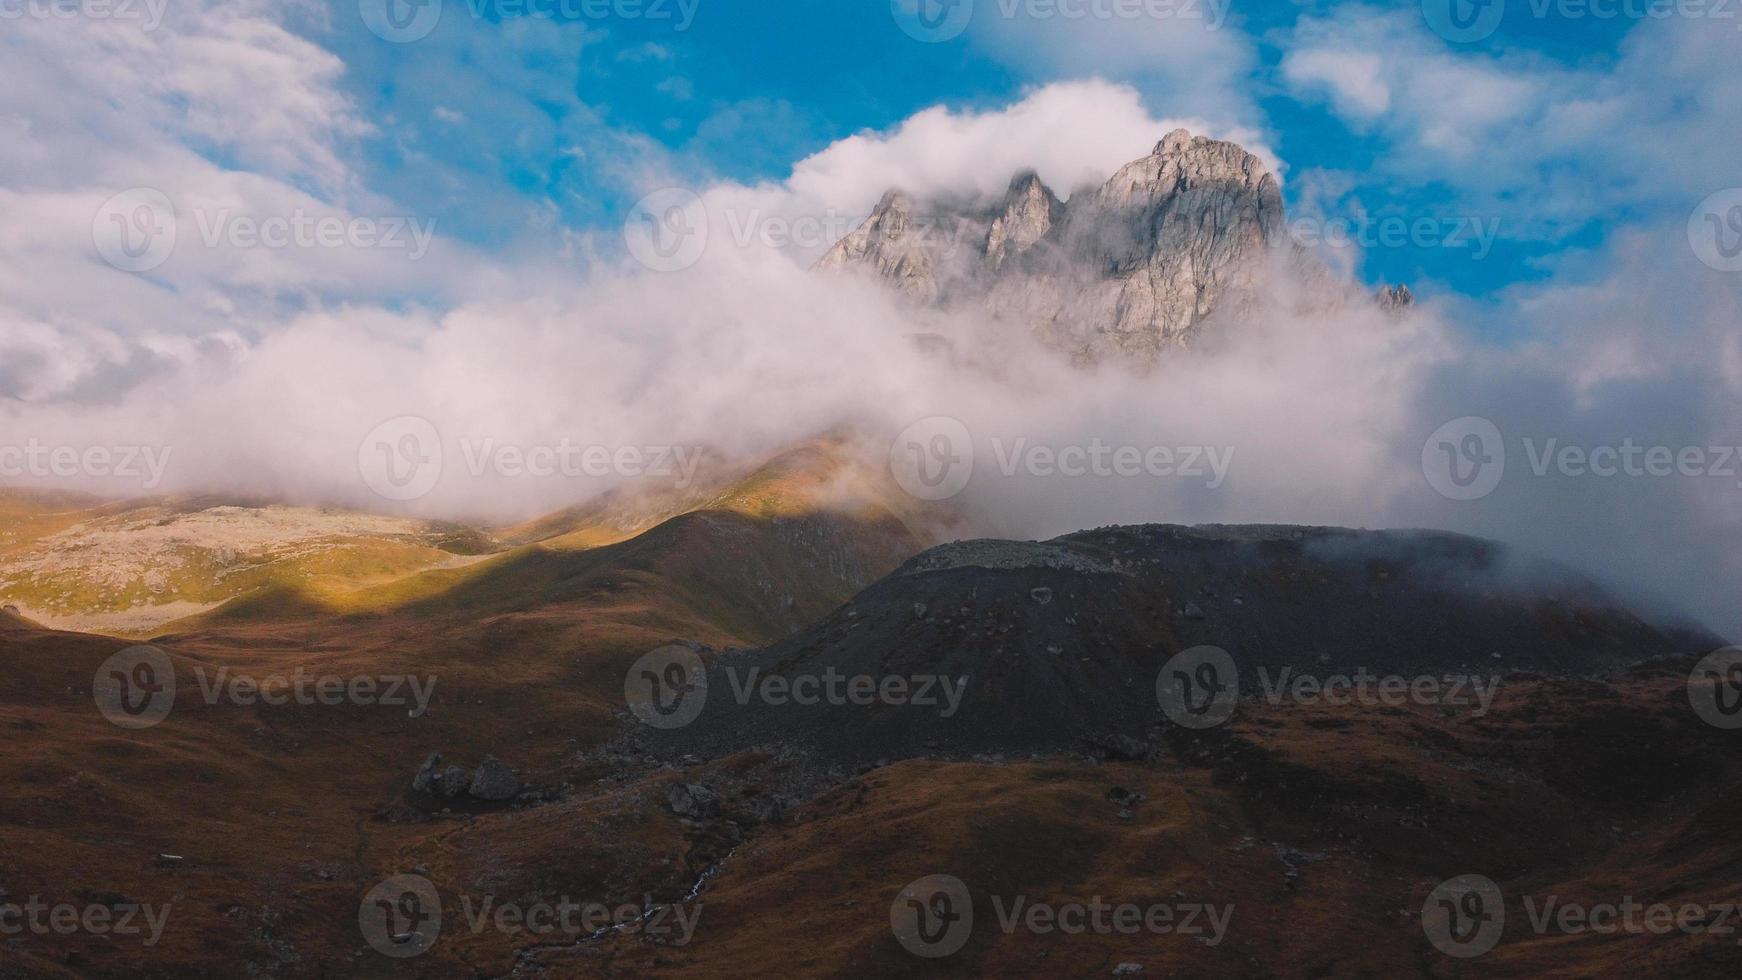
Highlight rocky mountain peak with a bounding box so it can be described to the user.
[818,130,1403,364]
[1376,283,1414,313]
[986,170,1063,270]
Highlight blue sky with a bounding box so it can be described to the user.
[304,0,1673,300]
[0,0,1737,630]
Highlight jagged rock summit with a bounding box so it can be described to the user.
[818,129,1394,364]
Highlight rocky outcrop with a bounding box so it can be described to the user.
[818,130,1302,363]
[637,524,1723,763]
[412,752,520,802]
[818,130,1409,363]
[1376,283,1414,313]
[467,756,519,801]
[667,782,720,820]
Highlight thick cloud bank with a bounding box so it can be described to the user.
[0,34,1736,639]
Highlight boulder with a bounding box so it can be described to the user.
[667,783,719,820]
[467,756,519,801]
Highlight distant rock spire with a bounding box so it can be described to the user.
[817,130,1313,364]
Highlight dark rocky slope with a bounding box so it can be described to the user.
[653,524,1723,761]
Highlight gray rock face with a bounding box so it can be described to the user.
[467,756,519,801]
[668,782,720,820]
[1376,283,1414,313]
[437,766,469,798]
[817,130,1316,363]
[411,752,444,794]
[411,753,473,798]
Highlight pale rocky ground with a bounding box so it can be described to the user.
[0,503,485,634]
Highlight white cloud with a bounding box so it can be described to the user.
[1280,8,1742,235]
[966,0,1261,127]
[1281,49,1390,119]
[771,80,1277,225]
